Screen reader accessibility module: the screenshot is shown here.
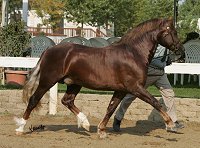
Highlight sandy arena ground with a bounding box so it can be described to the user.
[0,114,200,148]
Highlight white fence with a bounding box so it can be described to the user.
[0,57,58,115]
[0,56,200,114]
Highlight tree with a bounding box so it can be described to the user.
[109,0,137,36]
[178,0,200,41]
[8,0,22,22]
[90,0,174,36]
[2,0,195,41]
[132,0,174,26]
[63,0,137,36]
[0,0,22,23]
[29,0,175,37]
[113,0,174,36]
[64,0,93,28]
[30,0,65,31]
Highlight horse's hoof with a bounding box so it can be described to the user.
[166,126,177,133]
[15,131,24,135]
[97,128,107,139]
[98,132,107,139]
[77,112,90,131]
[82,124,90,131]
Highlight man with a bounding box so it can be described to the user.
[113,45,184,132]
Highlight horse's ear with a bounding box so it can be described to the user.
[168,17,173,21]
[159,18,172,31]
[162,17,173,28]
[167,17,174,26]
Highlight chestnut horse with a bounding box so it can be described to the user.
[15,18,184,138]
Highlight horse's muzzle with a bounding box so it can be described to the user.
[174,43,185,61]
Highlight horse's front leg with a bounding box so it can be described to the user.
[133,85,176,132]
[61,84,90,131]
[97,91,126,138]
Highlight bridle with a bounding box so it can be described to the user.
[162,26,181,53]
[163,28,185,62]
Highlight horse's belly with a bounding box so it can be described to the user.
[65,77,124,91]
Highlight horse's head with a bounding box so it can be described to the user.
[157,18,185,60]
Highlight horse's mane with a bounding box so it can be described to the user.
[115,18,165,46]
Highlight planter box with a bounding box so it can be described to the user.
[5,70,29,86]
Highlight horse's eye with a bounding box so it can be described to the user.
[166,26,170,30]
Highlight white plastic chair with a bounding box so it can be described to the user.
[181,39,200,86]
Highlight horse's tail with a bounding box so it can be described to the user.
[22,57,42,110]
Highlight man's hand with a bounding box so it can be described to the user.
[166,57,172,65]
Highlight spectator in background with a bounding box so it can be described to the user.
[113,45,184,132]
[183,32,199,43]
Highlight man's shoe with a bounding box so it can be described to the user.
[174,121,184,129]
[113,117,121,132]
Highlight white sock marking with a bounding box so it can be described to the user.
[14,117,27,132]
[77,112,90,131]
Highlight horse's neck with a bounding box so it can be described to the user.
[130,35,158,65]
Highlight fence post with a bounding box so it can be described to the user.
[49,83,58,115]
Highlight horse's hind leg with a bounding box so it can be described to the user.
[133,85,176,132]
[97,91,126,138]
[23,87,49,120]
[61,84,90,131]
[15,83,54,135]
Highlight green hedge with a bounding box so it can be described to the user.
[0,21,31,57]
